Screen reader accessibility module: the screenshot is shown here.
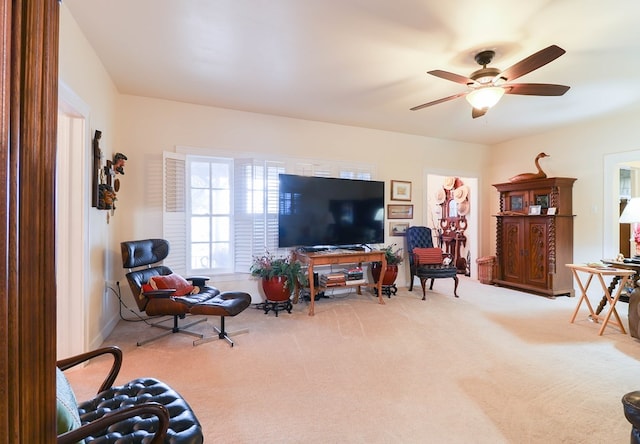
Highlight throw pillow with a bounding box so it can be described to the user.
[149,273,195,296]
[413,247,444,265]
[56,368,83,441]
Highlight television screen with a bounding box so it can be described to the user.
[278,174,385,248]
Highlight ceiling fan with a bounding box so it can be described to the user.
[410,45,570,118]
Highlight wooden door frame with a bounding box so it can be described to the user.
[1,0,60,441]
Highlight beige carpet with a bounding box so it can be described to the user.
[64,277,640,443]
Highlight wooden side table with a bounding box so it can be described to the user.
[566,264,635,335]
[596,259,640,314]
[293,249,386,316]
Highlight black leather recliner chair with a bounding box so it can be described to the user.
[57,346,203,443]
[121,238,251,346]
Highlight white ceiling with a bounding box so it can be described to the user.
[63,0,640,145]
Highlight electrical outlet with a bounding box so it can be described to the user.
[105,280,118,294]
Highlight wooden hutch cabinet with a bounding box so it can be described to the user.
[493,177,576,297]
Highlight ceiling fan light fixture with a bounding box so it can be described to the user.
[465,86,505,109]
[411,45,567,116]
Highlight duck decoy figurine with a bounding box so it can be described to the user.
[509,152,549,182]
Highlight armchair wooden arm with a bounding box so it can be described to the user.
[56,345,122,393]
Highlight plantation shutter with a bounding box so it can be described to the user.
[339,166,372,180]
[234,159,285,273]
[163,151,187,275]
[233,159,253,273]
[294,162,332,178]
[265,161,285,256]
[293,161,372,179]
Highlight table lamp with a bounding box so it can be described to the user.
[619,197,640,258]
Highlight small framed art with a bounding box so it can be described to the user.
[390,222,409,236]
[546,207,557,215]
[390,180,412,201]
[529,205,542,215]
[387,204,414,219]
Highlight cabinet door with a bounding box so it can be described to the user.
[504,191,528,213]
[529,187,551,211]
[503,188,551,214]
[501,218,524,283]
[523,218,549,288]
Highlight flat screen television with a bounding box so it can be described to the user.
[278,174,385,248]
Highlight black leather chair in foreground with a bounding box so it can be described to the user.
[57,345,203,444]
[623,391,640,444]
[121,238,251,346]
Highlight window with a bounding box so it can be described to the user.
[188,157,233,273]
[163,150,376,275]
[233,159,285,273]
[621,168,632,200]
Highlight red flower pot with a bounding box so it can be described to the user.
[371,263,398,286]
[261,276,291,302]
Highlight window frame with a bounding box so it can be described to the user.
[186,155,234,276]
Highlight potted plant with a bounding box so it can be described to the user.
[250,252,308,302]
[371,244,404,287]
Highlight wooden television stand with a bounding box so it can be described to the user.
[293,249,387,316]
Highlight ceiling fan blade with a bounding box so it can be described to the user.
[472,107,488,119]
[428,70,475,85]
[497,45,566,82]
[410,92,468,111]
[505,83,570,96]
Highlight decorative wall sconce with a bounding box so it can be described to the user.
[92,130,127,215]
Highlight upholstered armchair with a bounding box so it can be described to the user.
[57,345,203,443]
[406,226,459,299]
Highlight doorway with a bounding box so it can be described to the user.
[425,172,478,278]
[56,82,90,359]
[604,151,640,260]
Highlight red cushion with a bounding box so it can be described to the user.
[141,283,154,294]
[149,273,195,296]
[413,247,443,265]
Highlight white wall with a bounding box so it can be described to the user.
[111,95,490,304]
[59,5,120,350]
[489,105,640,266]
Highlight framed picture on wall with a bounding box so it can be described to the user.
[390,180,412,201]
[390,222,409,236]
[387,204,414,219]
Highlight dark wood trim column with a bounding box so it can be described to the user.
[0,0,60,441]
[0,0,12,437]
